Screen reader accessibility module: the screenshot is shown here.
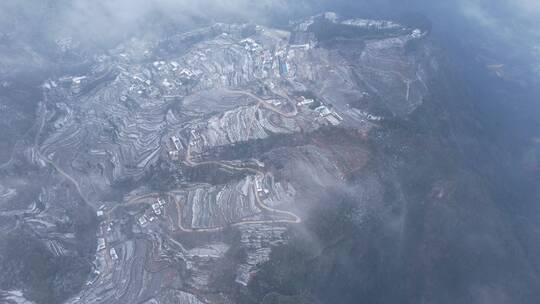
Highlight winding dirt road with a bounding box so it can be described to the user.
[124,88,303,233]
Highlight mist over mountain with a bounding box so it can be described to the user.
[0,1,539,304]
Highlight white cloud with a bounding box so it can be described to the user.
[459,1,498,27]
[514,0,540,13]
[0,0,300,46]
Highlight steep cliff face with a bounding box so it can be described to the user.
[245,14,540,304]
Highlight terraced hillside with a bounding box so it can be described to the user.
[0,13,433,304]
